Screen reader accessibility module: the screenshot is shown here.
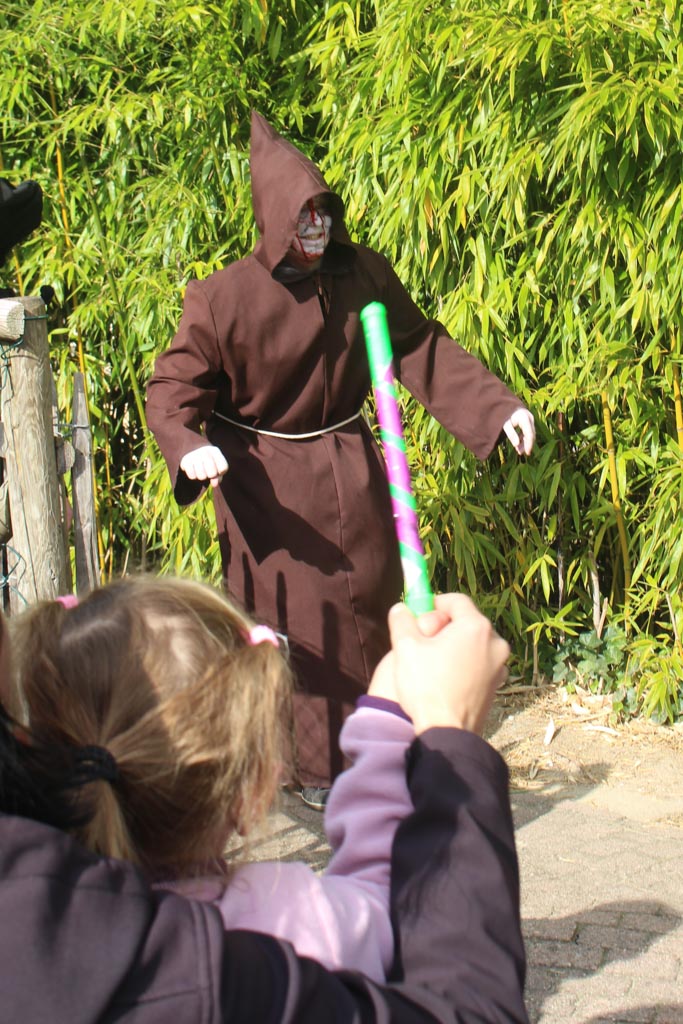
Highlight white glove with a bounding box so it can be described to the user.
[503,408,535,456]
[180,445,228,488]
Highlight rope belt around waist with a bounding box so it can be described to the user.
[213,409,363,440]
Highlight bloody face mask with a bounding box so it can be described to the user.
[290,197,332,263]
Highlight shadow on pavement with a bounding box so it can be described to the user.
[225,788,330,873]
[583,1007,682,1024]
[523,899,681,1023]
[506,758,610,831]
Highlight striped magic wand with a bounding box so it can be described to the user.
[360,301,435,616]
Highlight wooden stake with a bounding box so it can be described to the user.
[1,296,70,610]
[71,372,101,593]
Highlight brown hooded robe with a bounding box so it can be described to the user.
[146,111,525,786]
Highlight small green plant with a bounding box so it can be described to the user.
[552,624,631,696]
[609,683,642,724]
[552,623,642,723]
[628,636,683,725]
[552,624,683,724]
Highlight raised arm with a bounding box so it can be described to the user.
[383,596,528,1022]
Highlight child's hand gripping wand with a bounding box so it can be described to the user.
[360,302,434,616]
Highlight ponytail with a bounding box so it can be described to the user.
[7,594,161,865]
[6,577,294,877]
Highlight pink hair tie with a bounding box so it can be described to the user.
[56,594,79,609]
[247,625,279,648]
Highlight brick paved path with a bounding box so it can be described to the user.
[513,785,682,1023]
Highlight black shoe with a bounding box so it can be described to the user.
[299,786,330,811]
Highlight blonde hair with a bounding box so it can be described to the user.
[7,576,293,877]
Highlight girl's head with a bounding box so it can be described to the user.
[6,576,293,877]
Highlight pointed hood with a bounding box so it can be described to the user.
[249,111,351,273]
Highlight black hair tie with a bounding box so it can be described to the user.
[71,745,119,786]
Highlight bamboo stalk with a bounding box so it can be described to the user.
[557,410,565,611]
[673,362,683,452]
[209,136,232,225]
[10,253,24,295]
[588,551,601,633]
[103,425,114,580]
[601,390,631,614]
[664,591,682,660]
[561,0,572,39]
[47,79,86,379]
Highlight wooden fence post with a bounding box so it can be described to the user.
[71,372,101,593]
[1,295,70,610]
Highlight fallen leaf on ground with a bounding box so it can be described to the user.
[544,717,558,746]
[583,724,619,737]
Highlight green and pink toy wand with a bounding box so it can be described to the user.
[360,301,435,616]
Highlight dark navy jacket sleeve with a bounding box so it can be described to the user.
[388,728,529,1023]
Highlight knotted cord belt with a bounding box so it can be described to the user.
[214,409,362,440]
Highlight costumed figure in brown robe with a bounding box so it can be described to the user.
[146,111,535,803]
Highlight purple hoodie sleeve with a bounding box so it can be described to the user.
[320,707,415,973]
[208,705,414,980]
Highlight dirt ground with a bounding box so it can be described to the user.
[485,682,683,827]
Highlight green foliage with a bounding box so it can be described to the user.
[552,624,635,711]
[629,635,683,724]
[551,620,683,725]
[1,0,682,720]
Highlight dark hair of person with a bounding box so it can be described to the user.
[0,700,88,829]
